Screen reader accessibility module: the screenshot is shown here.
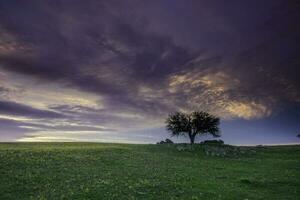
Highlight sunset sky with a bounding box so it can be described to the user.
[0,0,299,144]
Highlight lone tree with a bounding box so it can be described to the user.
[166,111,221,144]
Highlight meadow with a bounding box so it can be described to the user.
[0,143,299,199]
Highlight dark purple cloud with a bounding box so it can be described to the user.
[0,100,64,118]
[0,0,299,143]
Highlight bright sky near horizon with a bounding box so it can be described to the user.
[0,0,299,144]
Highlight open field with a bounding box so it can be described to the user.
[0,143,299,200]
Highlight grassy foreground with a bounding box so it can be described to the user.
[0,143,299,200]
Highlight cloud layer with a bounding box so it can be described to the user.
[0,0,299,143]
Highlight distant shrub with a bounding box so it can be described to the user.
[201,139,224,145]
[165,138,174,144]
[156,138,174,144]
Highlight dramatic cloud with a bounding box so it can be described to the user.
[0,100,64,118]
[0,0,299,143]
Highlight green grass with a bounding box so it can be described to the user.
[0,143,299,200]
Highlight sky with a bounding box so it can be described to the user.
[0,0,299,144]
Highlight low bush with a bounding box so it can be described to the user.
[156,138,174,144]
[200,139,224,145]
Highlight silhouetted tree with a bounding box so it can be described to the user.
[166,111,220,144]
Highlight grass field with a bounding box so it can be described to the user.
[0,143,299,200]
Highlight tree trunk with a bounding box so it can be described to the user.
[189,134,195,144]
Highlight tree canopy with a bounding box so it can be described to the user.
[166,111,220,144]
